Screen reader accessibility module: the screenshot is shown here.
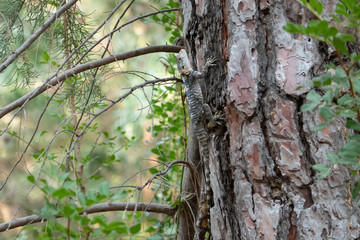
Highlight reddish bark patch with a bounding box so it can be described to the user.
[276,48,310,95]
[246,143,264,180]
[225,102,243,150]
[229,73,256,116]
[268,99,311,185]
[319,114,331,138]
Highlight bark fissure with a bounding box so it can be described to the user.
[287,204,298,240]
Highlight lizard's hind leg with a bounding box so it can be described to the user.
[204,104,225,128]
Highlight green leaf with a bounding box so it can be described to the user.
[310,164,331,178]
[348,134,360,142]
[334,68,347,83]
[346,119,360,131]
[40,208,56,221]
[312,72,332,86]
[42,51,50,62]
[332,14,341,23]
[283,23,305,34]
[338,141,360,159]
[326,27,338,38]
[310,122,328,131]
[338,110,357,118]
[305,20,322,35]
[352,181,360,199]
[149,168,159,174]
[37,130,47,137]
[309,0,323,14]
[337,157,358,165]
[27,175,35,184]
[338,94,353,106]
[332,37,348,54]
[151,148,161,155]
[170,198,180,207]
[48,1,60,7]
[301,103,319,112]
[58,173,69,184]
[317,20,329,35]
[145,226,156,233]
[91,215,107,226]
[339,33,355,42]
[52,188,75,200]
[153,125,163,132]
[147,235,163,240]
[306,90,322,103]
[63,205,75,217]
[107,221,127,234]
[169,126,179,132]
[39,199,58,221]
[342,0,357,10]
[78,192,86,206]
[319,107,333,121]
[115,226,128,234]
[353,79,360,93]
[335,3,349,16]
[327,153,339,164]
[323,90,333,103]
[99,181,110,197]
[87,189,97,201]
[129,223,141,234]
[41,185,56,195]
[81,217,91,226]
[161,15,169,23]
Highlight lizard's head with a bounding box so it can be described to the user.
[177,49,192,76]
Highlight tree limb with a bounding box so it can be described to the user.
[0,0,79,73]
[0,202,177,232]
[0,45,183,119]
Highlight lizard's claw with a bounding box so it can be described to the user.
[207,112,226,128]
[205,57,217,67]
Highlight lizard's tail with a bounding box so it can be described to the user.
[196,129,212,204]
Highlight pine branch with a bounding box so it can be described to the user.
[0,45,183,119]
[0,202,177,232]
[0,0,79,73]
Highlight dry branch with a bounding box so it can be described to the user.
[0,45,183,119]
[0,202,177,232]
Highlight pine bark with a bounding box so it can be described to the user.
[178,0,360,239]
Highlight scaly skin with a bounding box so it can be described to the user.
[177,49,215,238]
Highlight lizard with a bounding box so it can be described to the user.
[176,49,218,238]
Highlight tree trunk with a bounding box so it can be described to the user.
[178,0,360,239]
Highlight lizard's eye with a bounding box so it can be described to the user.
[182,66,185,69]
[178,57,182,61]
